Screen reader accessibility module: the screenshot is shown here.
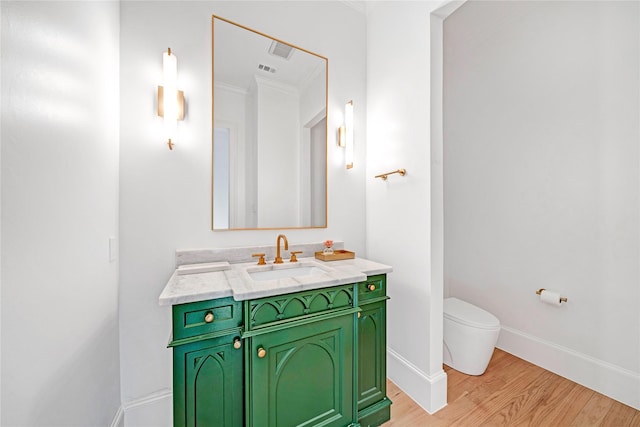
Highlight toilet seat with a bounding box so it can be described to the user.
[444,297,500,330]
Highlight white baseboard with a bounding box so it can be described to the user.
[387,347,448,414]
[123,389,172,411]
[498,326,640,410]
[118,389,173,427]
[109,405,124,427]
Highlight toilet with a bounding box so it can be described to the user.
[443,297,500,375]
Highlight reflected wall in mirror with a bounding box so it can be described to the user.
[212,15,328,230]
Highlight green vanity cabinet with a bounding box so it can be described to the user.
[172,334,244,427]
[357,275,391,426]
[169,276,390,427]
[170,297,244,427]
[248,313,355,427]
[244,283,357,427]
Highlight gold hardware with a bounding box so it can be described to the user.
[536,288,568,303]
[275,234,288,264]
[204,312,214,323]
[290,251,302,262]
[375,168,407,181]
[368,283,376,291]
[357,312,361,318]
[257,347,267,358]
[252,253,266,265]
[233,338,242,349]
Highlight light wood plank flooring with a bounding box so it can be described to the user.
[383,349,640,426]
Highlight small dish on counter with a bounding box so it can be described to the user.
[315,250,356,262]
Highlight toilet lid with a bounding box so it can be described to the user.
[444,297,500,329]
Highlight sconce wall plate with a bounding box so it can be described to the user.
[157,86,185,120]
[337,125,346,147]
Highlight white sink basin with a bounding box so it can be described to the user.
[248,264,327,281]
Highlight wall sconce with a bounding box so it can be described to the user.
[338,100,354,169]
[157,48,185,150]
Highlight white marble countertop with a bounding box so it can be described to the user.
[159,257,392,306]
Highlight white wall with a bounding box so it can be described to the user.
[299,68,327,226]
[444,0,640,409]
[366,1,449,414]
[214,84,248,228]
[255,78,300,227]
[1,1,121,425]
[119,0,367,411]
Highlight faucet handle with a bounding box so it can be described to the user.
[252,253,266,265]
[290,251,303,262]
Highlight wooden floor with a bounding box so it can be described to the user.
[382,349,640,426]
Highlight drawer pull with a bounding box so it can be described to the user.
[357,312,361,318]
[233,338,242,350]
[367,283,376,291]
[257,347,267,358]
[204,312,215,323]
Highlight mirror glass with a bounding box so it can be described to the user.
[212,15,328,230]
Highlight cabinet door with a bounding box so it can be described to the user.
[173,335,243,427]
[358,301,386,411]
[249,314,354,427]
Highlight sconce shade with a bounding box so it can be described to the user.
[163,49,178,148]
[345,100,354,169]
[157,48,185,150]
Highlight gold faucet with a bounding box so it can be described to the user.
[274,234,288,264]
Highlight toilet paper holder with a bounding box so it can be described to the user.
[536,288,568,304]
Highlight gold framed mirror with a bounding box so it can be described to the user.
[212,15,328,230]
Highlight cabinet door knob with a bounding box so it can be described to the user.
[233,338,242,349]
[204,312,215,323]
[357,312,361,318]
[257,347,267,358]
[367,283,376,291]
